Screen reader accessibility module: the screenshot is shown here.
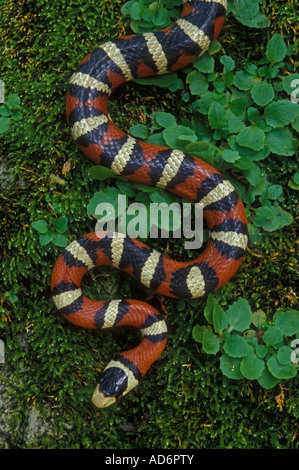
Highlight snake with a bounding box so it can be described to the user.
[51,0,248,408]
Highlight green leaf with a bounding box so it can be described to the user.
[223,72,235,87]
[154,111,176,128]
[134,72,177,88]
[141,8,153,23]
[271,207,293,230]
[220,55,235,73]
[0,105,11,117]
[208,40,222,55]
[225,110,246,134]
[229,98,248,116]
[192,325,205,343]
[116,179,137,197]
[186,142,210,154]
[197,91,214,115]
[87,187,120,218]
[163,125,196,151]
[264,100,299,128]
[6,93,21,109]
[88,166,115,181]
[31,219,49,234]
[153,8,171,27]
[273,309,299,336]
[130,123,149,139]
[262,326,283,347]
[232,0,259,20]
[248,224,262,244]
[39,231,55,246]
[147,132,166,146]
[244,63,258,76]
[247,107,260,123]
[11,111,22,121]
[213,80,225,93]
[131,2,145,20]
[255,344,268,359]
[52,233,68,247]
[252,310,267,328]
[244,162,261,187]
[282,73,299,95]
[213,304,228,333]
[267,355,297,379]
[169,77,184,92]
[257,367,279,389]
[193,54,215,73]
[277,346,293,366]
[149,189,178,206]
[220,354,243,380]
[266,128,296,156]
[202,328,220,355]
[222,149,240,163]
[121,1,134,16]
[251,81,274,106]
[242,329,258,346]
[240,352,265,380]
[0,116,10,133]
[208,101,226,129]
[204,294,218,325]
[255,119,272,132]
[226,299,252,332]
[253,205,293,232]
[53,216,68,233]
[288,179,299,191]
[228,135,270,160]
[187,71,209,96]
[236,126,265,151]
[266,34,287,65]
[223,335,252,358]
[234,70,255,91]
[6,293,18,303]
[293,171,299,185]
[177,299,186,312]
[253,206,274,223]
[133,182,158,193]
[267,184,283,200]
[178,134,197,143]
[237,12,267,29]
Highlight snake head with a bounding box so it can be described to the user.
[92,365,133,408]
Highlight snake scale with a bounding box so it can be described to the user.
[51,0,248,408]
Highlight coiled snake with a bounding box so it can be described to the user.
[51,0,248,408]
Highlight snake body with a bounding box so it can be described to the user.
[51,0,248,408]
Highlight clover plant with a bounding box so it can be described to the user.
[0,93,22,133]
[31,217,69,247]
[121,0,268,33]
[192,295,299,389]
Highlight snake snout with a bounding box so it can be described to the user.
[92,366,129,408]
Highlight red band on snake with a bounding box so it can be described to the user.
[51,0,248,408]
